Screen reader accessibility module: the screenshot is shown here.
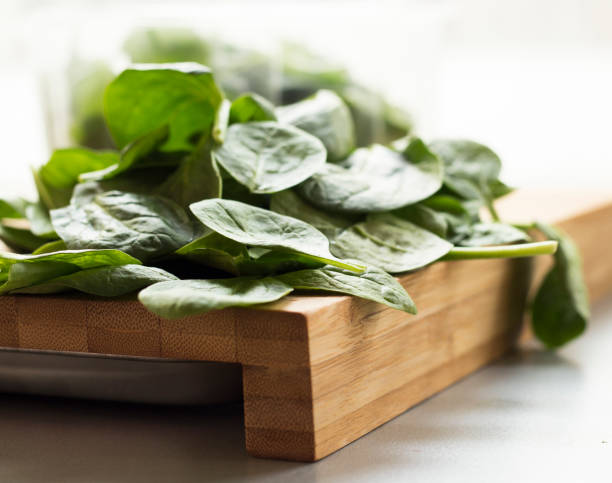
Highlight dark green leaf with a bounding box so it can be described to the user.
[104,63,223,150]
[189,198,364,272]
[229,93,277,124]
[532,223,589,348]
[51,191,193,262]
[0,224,48,253]
[269,190,355,239]
[276,89,355,161]
[138,277,293,318]
[298,140,443,213]
[331,213,453,274]
[278,264,416,313]
[212,121,326,194]
[455,223,529,247]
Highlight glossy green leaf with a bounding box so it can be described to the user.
[531,223,589,348]
[189,198,364,272]
[212,121,326,194]
[269,190,355,239]
[229,93,277,124]
[298,139,443,213]
[51,191,193,262]
[104,63,223,150]
[278,264,416,313]
[276,89,355,161]
[138,277,293,318]
[13,264,178,296]
[331,213,453,274]
[32,240,67,255]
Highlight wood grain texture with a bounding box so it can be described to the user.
[1,190,611,461]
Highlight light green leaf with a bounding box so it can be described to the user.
[331,213,453,274]
[189,198,364,272]
[138,277,293,318]
[276,89,355,161]
[229,93,277,124]
[278,264,416,313]
[212,121,326,194]
[104,63,223,150]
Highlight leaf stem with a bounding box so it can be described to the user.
[442,240,558,260]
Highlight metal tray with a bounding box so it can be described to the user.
[0,348,243,405]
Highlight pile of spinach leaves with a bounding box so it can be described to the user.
[1,60,588,349]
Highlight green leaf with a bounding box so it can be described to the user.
[189,198,364,272]
[278,264,416,313]
[51,191,193,262]
[156,141,222,208]
[32,240,67,255]
[24,201,56,238]
[331,213,453,274]
[454,222,529,247]
[177,231,323,276]
[392,203,449,239]
[229,93,277,124]
[138,277,293,318]
[531,223,589,348]
[79,125,171,182]
[37,148,119,208]
[270,190,355,240]
[0,248,140,293]
[13,264,177,296]
[0,198,27,219]
[298,140,443,213]
[212,121,326,194]
[276,89,355,161]
[0,224,48,253]
[123,27,209,64]
[104,63,223,150]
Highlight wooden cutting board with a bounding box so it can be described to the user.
[1,189,611,461]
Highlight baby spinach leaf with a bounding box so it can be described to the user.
[37,148,119,208]
[0,198,27,219]
[229,93,276,124]
[32,240,67,255]
[531,223,589,348]
[189,198,364,272]
[454,222,529,247]
[212,121,326,194]
[269,190,355,239]
[331,213,453,274]
[298,140,443,213]
[79,125,170,182]
[104,63,223,150]
[138,277,293,318]
[429,139,507,219]
[51,191,193,262]
[0,224,48,253]
[278,264,416,314]
[276,89,355,161]
[392,203,449,239]
[156,141,222,208]
[12,264,177,296]
[24,201,56,238]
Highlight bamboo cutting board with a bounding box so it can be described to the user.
[0,189,611,461]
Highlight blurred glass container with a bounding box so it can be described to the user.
[28,0,452,152]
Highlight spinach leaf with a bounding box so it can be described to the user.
[429,139,508,219]
[277,264,416,313]
[0,224,49,253]
[531,223,589,348]
[331,213,453,274]
[269,190,355,239]
[212,121,326,194]
[24,201,56,238]
[32,240,67,255]
[156,141,222,208]
[138,277,293,318]
[0,198,27,219]
[189,198,364,272]
[12,264,177,296]
[276,89,355,161]
[298,139,443,213]
[392,203,449,239]
[51,191,193,262]
[79,125,170,181]
[37,148,119,209]
[454,223,529,247]
[104,63,223,150]
[229,93,276,124]
[0,248,140,293]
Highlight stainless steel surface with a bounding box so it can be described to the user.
[0,349,242,405]
[1,297,611,482]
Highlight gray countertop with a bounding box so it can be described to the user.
[2,298,612,483]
